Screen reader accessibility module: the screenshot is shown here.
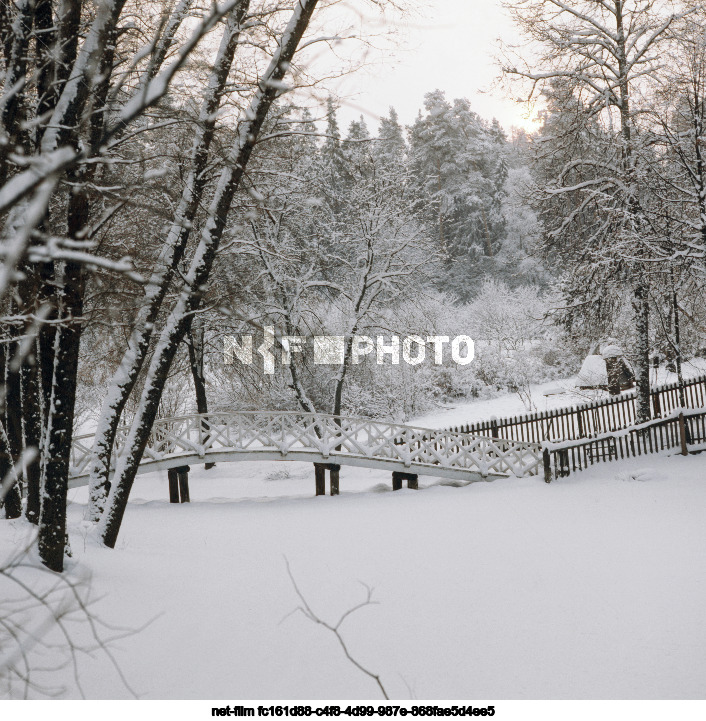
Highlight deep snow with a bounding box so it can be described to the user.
[2,445,705,700]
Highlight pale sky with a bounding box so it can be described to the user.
[321,0,538,135]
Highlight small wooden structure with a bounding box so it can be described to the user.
[577,341,634,395]
[391,471,418,490]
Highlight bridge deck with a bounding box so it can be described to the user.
[70,411,543,487]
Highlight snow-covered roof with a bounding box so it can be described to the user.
[577,354,607,388]
[601,344,624,359]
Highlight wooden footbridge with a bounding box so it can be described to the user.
[69,411,544,497]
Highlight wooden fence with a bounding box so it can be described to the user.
[449,375,706,444]
[542,408,706,482]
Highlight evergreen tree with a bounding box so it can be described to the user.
[408,90,509,300]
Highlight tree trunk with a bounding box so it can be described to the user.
[99,0,321,549]
[0,420,21,518]
[186,322,209,416]
[186,321,214,469]
[22,348,42,524]
[37,173,89,571]
[672,274,685,408]
[86,4,251,520]
[633,281,651,424]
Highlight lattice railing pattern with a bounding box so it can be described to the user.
[70,412,543,480]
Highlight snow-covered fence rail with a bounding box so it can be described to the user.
[541,408,706,482]
[449,375,706,444]
[69,411,543,485]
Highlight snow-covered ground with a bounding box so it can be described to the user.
[2,444,706,700]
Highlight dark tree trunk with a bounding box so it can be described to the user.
[186,322,209,416]
[38,178,88,571]
[38,260,84,572]
[22,349,42,524]
[1,421,21,518]
[99,0,321,549]
[633,281,651,424]
[0,0,32,185]
[672,274,685,408]
[37,261,57,423]
[4,321,23,464]
[186,322,214,469]
[10,258,44,523]
[1,321,21,518]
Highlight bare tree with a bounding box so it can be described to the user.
[85,0,253,522]
[98,0,323,549]
[502,0,687,422]
[0,466,140,698]
[0,0,258,570]
[242,108,433,416]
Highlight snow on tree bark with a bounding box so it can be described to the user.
[99,0,321,549]
[503,0,683,418]
[86,2,251,521]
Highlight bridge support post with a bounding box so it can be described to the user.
[392,471,418,490]
[177,465,191,503]
[169,465,191,502]
[168,469,180,503]
[314,463,326,496]
[314,463,341,496]
[329,464,340,496]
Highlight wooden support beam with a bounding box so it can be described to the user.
[329,464,340,496]
[392,471,418,490]
[542,448,552,484]
[314,463,326,496]
[168,468,180,503]
[176,465,191,503]
[678,412,689,456]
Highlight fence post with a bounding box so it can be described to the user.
[490,415,498,440]
[652,391,662,418]
[678,412,689,456]
[542,448,552,484]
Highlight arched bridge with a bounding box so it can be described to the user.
[69,411,543,492]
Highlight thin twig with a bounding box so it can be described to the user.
[283,557,389,700]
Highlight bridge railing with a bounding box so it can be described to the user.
[70,411,543,479]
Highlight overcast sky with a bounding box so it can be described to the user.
[325,0,537,135]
